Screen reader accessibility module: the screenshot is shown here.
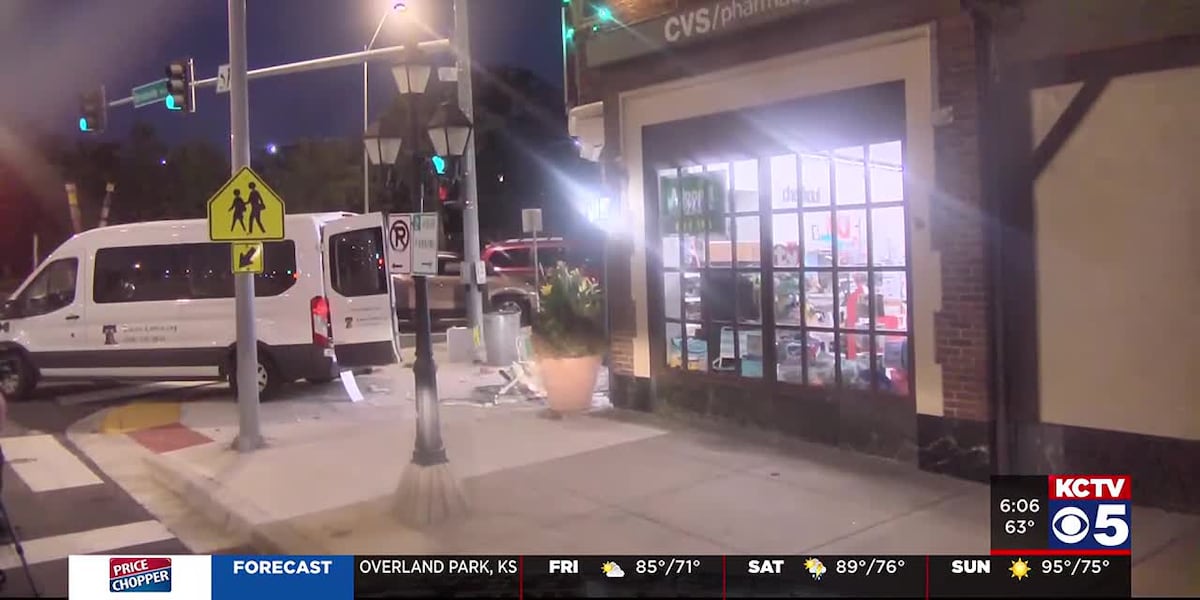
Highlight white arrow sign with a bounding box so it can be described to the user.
[216,64,231,94]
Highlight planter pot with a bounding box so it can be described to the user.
[537,354,603,414]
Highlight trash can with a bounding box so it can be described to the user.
[483,307,522,367]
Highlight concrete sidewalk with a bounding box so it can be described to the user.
[70,362,1198,597]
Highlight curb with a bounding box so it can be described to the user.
[141,452,324,554]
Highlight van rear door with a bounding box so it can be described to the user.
[321,214,398,367]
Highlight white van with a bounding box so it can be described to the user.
[0,212,398,400]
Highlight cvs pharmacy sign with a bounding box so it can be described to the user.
[663,0,833,44]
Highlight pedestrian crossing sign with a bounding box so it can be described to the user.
[231,241,264,274]
[207,166,285,241]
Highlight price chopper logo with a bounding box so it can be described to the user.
[110,557,172,592]
[1047,475,1132,553]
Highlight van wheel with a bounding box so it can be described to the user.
[0,352,36,402]
[228,353,283,400]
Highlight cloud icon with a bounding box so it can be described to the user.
[602,562,625,578]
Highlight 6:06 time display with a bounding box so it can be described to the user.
[999,498,1040,513]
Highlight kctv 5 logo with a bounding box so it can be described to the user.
[1048,475,1132,553]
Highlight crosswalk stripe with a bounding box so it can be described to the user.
[0,520,175,570]
[2,434,103,492]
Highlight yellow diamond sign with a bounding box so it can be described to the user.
[207,166,285,241]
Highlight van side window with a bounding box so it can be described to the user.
[95,242,298,304]
[94,246,187,303]
[185,242,298,299]
[14,258,78,317]
[330,228,387,297]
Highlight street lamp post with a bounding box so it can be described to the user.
[387,46,471,526]
[363,2,408,214]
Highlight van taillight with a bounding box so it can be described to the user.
[311,296,332,348]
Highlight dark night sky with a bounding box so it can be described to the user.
[0,0,565,150]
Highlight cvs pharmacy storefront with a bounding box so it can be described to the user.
[571,0,993,479]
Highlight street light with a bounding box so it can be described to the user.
[425,102,473,158]
[390,44,470,526]
[362,120,403,168]
[363,1,409,214]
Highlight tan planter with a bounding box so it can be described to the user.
[538,354,602,414]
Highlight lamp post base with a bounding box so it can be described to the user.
[393,461,469,527]
[231,434,266,452]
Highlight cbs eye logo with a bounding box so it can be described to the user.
[1051,504,1130,547]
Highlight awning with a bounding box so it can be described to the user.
[568,101,604,162]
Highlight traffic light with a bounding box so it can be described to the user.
[79,87,107,133]
[436,175,460,207]
[431,155,446,175]
[165,58,195,113]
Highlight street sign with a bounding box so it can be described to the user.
[231,241,264,274]
[386,214,412,275]
[131,78,169,108]
[206,166,286,241]
[217,64,231,94]
[411,213,439,276]
[521,208,543,233]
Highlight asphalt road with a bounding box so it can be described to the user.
[0,385,201,598]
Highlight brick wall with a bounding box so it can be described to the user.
[932,13,991,422]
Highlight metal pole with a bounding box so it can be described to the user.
[64,183,82,234]
[363,52,370,214]
[99,182,114,228]
[453,0,486,362]
[531,234,540,312]
[31,234,38,271]
[410,107,445,465]
[229,0,263,452]
[105,41,453,109]
[560,4,570,115]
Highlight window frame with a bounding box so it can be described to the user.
[328,228,389,298]
[13,258,79,318]
[655,142,912,395]
[92,242,299,304]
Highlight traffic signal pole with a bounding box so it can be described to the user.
[228,0,264,453]
[102,42,452,110]
[453,0,487,363]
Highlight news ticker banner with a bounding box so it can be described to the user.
[69,553,1131,599]
[990,474,1132,557]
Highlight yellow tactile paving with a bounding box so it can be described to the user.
[99,401,182,434]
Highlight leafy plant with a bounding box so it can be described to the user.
[531,262,606,358]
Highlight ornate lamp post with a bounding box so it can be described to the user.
[389,46,471,526]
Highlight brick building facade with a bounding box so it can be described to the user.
[564,0,1199,511]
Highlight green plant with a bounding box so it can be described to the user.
[531,262,606,358]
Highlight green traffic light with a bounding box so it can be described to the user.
[432,155,446,175]
[595,6,614,22]
[78,117,89,132]
[564,26,575,42]
[165,95,181,111]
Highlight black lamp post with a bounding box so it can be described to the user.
[384,47,451,471]
[387,48,473,525]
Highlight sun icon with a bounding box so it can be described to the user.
[1009,558,1031,581]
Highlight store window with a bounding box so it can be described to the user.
[659,140,910,395]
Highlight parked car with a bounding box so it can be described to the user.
[0,213,399,400]
[392,237,602,328]
[392,252,470,330]
[483,237,602,324]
